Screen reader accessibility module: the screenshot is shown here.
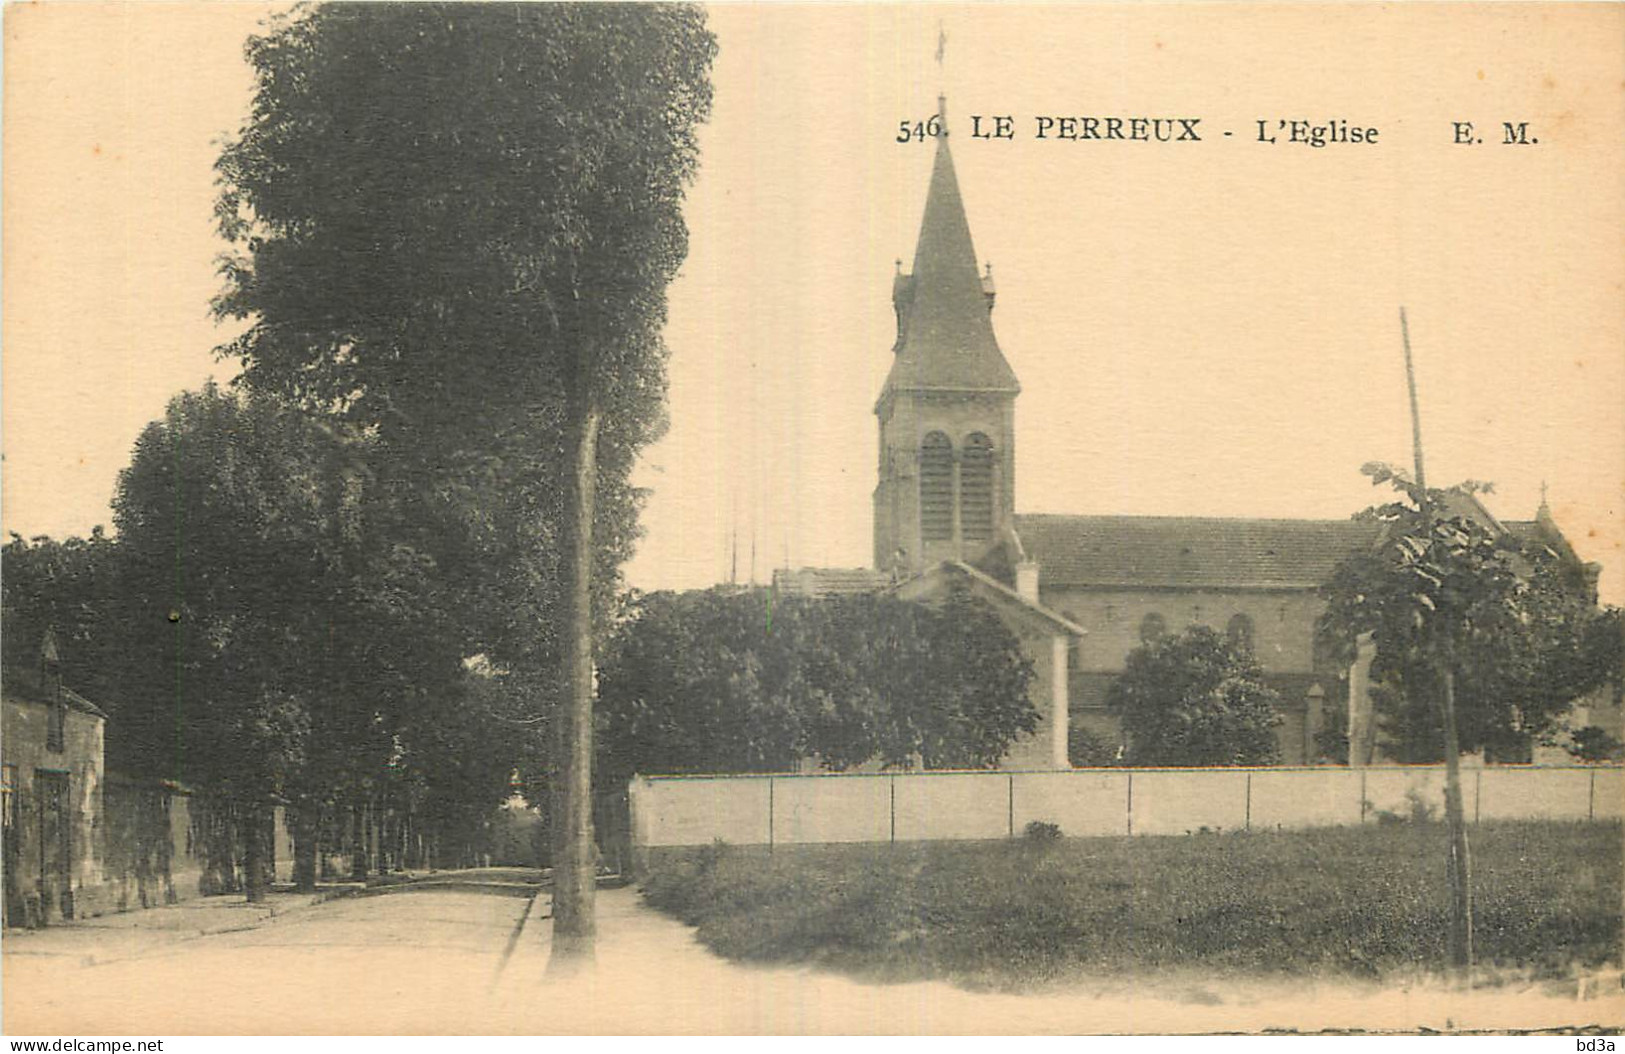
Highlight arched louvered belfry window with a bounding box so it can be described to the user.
[919,432,954,542]
[960,432,994,541]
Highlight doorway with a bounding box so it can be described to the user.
[36,770,72,921]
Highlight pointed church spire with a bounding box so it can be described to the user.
[881,95,1019,398]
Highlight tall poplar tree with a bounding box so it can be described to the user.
[213,4,714,965]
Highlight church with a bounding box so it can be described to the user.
[774,100,1600,771]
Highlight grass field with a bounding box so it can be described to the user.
[639,820,1623,990]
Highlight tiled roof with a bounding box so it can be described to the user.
[1014,514,1383,590]
[879,124,1020,398]
[772,567,892,599]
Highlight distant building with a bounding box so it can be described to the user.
[781,99,1601,770]
[2,631,107,926]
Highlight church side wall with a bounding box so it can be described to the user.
[1041,586,1334,766]
[1039,585,1328,674]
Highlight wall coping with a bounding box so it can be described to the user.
[634,763,1624,784]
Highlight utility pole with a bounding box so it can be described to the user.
[1401,306,1474,979]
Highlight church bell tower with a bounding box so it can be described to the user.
[873,99,1020,576]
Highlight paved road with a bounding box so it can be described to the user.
[5,875,1620,1034]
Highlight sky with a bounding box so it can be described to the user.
[5,4,1622,603]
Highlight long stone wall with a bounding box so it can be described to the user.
[629,765,1624,850]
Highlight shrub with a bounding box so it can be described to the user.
[1568,725,1624,763]
[1107,625,1282,766]
[1373,788,1438,826]
[1023,821,1062,842]
[1068,726,1122,767]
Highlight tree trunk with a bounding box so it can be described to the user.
[293,798,319,894]
[549,399,601,973]
[1439,668,1474,979]
[349,803,368,882]
[243,801,266,904]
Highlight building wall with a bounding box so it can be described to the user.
[1039,585,1335,765]
[60,780,295,919]
[99,779,205,911]
[998,626,1068,770]
[2,695,104,924]
[2,714,303,927]
[630,765,1624,852]
[1040,585,1328,674]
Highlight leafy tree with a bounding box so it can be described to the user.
[1107,625,1283,766]
[213,3,715,962]
[1317,462,1622,972]
[1318,468,1619,762]
[113,384,350,899]
[1,530,125,743]
[904,586,1042,769]
[596,587,1038,778]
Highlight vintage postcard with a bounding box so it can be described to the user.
[3,1,1622,1039]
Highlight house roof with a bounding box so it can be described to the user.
[1,668,109,720]
[1012,514,1384,591]
[878,108,1020,401]
[771,567,893,599]
[894,560,1088,637]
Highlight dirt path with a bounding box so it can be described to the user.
[5,884,1619,1034]
[503,888,1623,1034]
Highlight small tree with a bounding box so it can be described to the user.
[1317,462,1621,974]
[1318,468,1619,762]
[1107,625,1282,766]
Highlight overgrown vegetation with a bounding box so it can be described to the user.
[641,821,1622,990]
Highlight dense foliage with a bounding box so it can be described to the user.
[2,530,124,739]
[597,586,1038,776]
[212,0,714,699]
[1318,466,1621,762]
[209,2,714,933]
[1106,625,1282,766]
[3,6,716,906]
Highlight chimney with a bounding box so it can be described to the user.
[40,628,62,702]
[1015,559,1040,601]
